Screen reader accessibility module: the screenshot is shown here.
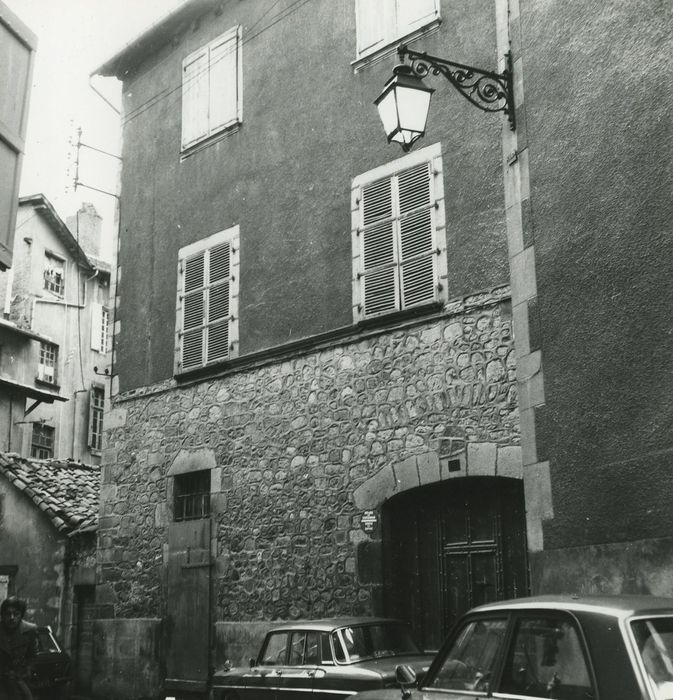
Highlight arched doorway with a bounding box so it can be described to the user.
[382,477,528,651]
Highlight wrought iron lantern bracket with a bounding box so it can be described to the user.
[397,44,515,131]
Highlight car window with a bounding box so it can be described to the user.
[305,632,320,665]
[429,618,507,693]
[289,632,307,665]
[261,632,289,665]
[36,629,60,654]
[332,623,421,663]
[632,616,673,700]
[321,633,334,665]
[499,616,595,699]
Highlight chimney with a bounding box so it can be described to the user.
[67,203,102,260]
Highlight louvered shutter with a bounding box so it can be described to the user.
[356,0,388,56]
[87,386,96,447]
[206,242,230,363]
[181,252,206,371]
[397,163,437,308]
[396,0,439,35]
[209,29,239,133]
[361,177,398,316]
[91,302,102,350]
[182,50,209,149]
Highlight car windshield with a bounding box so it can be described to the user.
[632,617,673,700]
[332,622,420,663]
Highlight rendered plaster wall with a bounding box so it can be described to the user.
[99,297,518,620]
[113,0,507,392]
[91,618,162,700]
[530,537,673,599]
[0,477,66,629]
[519,1,673,552]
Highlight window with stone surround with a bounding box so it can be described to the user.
[181,26,242,152]
[173,470,211,521]
[351,142,447,322]
[354,0,440,65]
[175,226,240,374]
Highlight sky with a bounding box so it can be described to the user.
[5,0,187,260]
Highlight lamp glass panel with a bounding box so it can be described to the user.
[376,88,400,138]
[395,85,432,133]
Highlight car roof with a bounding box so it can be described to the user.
[470,594,673,620]
[265,617,406,633]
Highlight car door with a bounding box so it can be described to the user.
[245,632,290,700]
[276,631,320,700]
[496,613,598,699]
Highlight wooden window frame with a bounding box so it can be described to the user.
[37,341,58,385]
[88,385,105,453]
[30,423,55,459]
[351,142,447,323]
[43,251,65,297]
[175,225,240,375]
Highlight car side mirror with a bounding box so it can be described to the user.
[249,657,256,668]
[395,665,417,699]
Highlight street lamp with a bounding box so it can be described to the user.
[375,44,515,151]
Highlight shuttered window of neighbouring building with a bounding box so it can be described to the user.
[181,26,242,151]
[351,142,447,322]
[175,226,240,374]
[355,0,439,60]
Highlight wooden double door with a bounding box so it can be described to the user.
[383,477,528,651]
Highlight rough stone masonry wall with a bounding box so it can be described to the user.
[99,291,518,621]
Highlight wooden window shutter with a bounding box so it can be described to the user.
[181,251,206,371]
[181,50,209,149]
[355,0,388,56]
[396,0,439,35]
[209,28,240,133]
[175,225,239,374]
[361,177,398,317]
[206,242,230,363]
[87,386,95,447]
[90,302,102,350]
[397,162,437,308]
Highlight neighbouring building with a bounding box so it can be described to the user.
[0,451,100,695]
[0,195,112,464]
[0,0,35,270]
[91,0,672,698]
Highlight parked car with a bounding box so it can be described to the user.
[212,617,434,700]
[348,595,673,700]
[29,625,72,700]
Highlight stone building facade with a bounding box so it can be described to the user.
[101,290,518,610]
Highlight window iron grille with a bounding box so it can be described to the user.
[174,470,211,521]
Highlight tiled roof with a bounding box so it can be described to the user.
[0,452,100,536]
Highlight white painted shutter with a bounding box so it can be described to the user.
[396,0,439,35]
[181,252,206,371]
[91,302,102,350]
[361,177,398,316]
[397,163,437,307]
[209,29,239,133]
[356,0,387,56]
[182,50,209,149]
[206,242,230,363]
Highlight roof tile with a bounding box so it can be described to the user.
[0,452,100,535]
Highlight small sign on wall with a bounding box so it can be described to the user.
[360,510,379,535]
